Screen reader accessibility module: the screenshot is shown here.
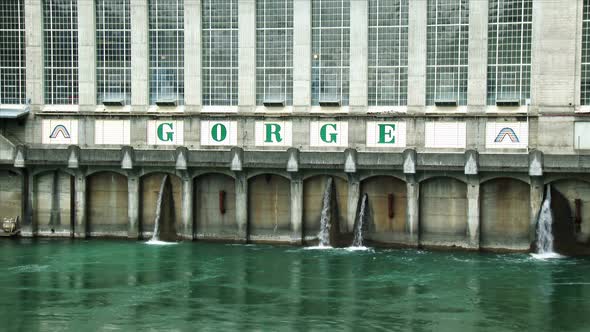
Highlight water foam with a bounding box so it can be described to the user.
[304,245,333,250]
[530,252,564,260]
[345,246,373,252]
[146,239,177,246]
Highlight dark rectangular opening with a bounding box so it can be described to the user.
[496,99,521,107]
[319,97,341,107]
[155,99,178,107]
[102,98,125,107]
[263,97,285,107]
[434,99,458,107]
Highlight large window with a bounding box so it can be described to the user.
[0,1,25,105]
[487,0,532,105]
[368,0,408,106]
[43,0,78,105]
[256,0,293,106]
[582,0,590,105]
[202,0,238,106]
[311,0,350,106]
[426,0,469,106]
[96,0,131,105]
[149,0,184,105]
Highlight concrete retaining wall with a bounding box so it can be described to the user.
[0,170,22,219]
[552,180,590,243]
[34,171,72,237]
[420,177,468,247]
[248,174,291,242]
[481,178,531,250]
[195,173,238,240]
[87,172,128,237]
[361,176,407,244]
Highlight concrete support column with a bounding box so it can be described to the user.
[127,173,140,239]
[293,0,311,112]
[235,172,248,241]
[78,0,96,111]
[467,0,488,110]
[74,172,87,238]
[181,176,194,239]
[49,171,61,226]
[131,0,149,111]
[405,178,419,245]
[290,175,303,243]
[347,174,360,233]
[531,0,578,110]
[19,169,28,232]
[466,178,480,248]
[407,0,427,112]
[22,171,36,237]
[25,0,43,109]
[349,0,368,112]
[184,0,201,111]
[530,176,544,243]
[238,0,256,111]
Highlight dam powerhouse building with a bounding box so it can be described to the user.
[1,0,590,252]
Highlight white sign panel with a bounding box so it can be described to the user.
[95,120,131,145]
[255,121,292,147]
[42,119,78,145]
[200,121,238,146]
[486,122,529,149]
[575,122,590,149]
[425,121,466,148]
[310,122,348,147]
[147,120,184,145]
[366,121,406,148]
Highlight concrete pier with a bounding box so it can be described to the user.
[235,172,248,242]
[74,172,87,239]
[127,173,140,239]
[0,146,589,252]
[290,175,303,244]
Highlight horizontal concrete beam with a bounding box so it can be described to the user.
[8,146,590,174]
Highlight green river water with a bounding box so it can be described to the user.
[1,239,589,331]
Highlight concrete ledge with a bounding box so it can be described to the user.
[418,153,464,169]
[300,152,345,169]
[244,150,288,168]
[357,153,404,169]
[81,149,121,164]
[188,150,231,167]
[479,153,529,171]
[544,154,590,171]
[14,147,590,174]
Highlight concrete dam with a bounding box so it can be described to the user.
[1,0,590,255]
[1,135,589,255]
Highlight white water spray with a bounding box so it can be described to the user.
[351,194,368,248]
[149,175,169,242]
[317,178,334,247]
[536,185,554,254]
[532,185,561,259]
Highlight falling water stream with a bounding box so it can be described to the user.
[351,194,368,248]
[533,185,561,259]
[317,178,334,247]
[147,175,174,245]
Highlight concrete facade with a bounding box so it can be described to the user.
[1,0,590,253]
